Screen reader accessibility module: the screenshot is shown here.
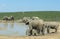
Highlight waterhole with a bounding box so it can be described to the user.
[0,22,29,36]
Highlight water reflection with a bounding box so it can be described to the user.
[0,23,29,36]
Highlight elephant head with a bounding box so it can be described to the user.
[22,17,30,23]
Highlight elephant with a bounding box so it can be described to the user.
[25,18,46,35]
[44,22,59,33]
[3,16,14,21]
[32,29,39,36]
[26,29,39,36]
[3,16,8,21]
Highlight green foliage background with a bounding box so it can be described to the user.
[0,11,60,21]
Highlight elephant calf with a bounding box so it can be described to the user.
[26,29,39,36]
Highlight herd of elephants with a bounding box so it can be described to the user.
[3,16,59,36]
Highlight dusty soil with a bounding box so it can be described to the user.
[0,33,60,39]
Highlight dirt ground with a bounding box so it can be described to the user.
[0,21,60,39]
[0,33,60,39]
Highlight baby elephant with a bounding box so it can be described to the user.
[26,29,39,36]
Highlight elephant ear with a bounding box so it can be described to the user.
[25,22,29,25]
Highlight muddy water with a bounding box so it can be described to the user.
[0,22,29,36]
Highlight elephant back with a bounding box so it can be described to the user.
[32,16,40,20]
[30,19,44,27]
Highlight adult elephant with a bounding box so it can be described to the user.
[44,22,59,33]
[25,18,46,36]
[3,16,14,21]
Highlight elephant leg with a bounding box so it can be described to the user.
[32,29,36,36]
[26,29,32,36]
[37,27,42,35]
[26,29,30,36]
[47,26,50,33]
[38,28,43,35]
[55,28,57,33]
[37,29,40,35]
[42,26,46,35]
